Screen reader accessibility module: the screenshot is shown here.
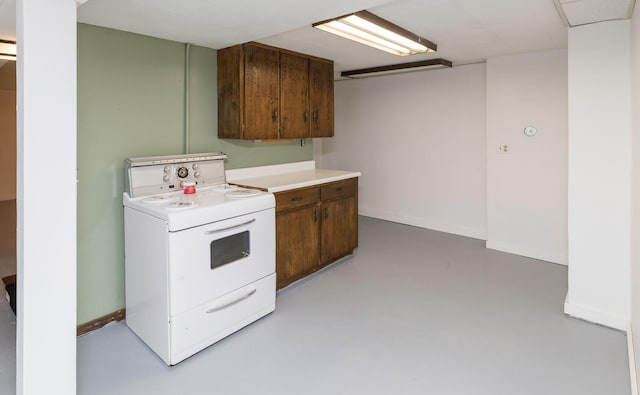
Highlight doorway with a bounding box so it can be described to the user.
[0,60,16,293]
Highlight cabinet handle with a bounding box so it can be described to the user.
[324,206,329,219]
[304,111,308,123]
[313,207,317,223]
[290,196,303,202]
[336,187,343,192]
[312,109,318,124]
[272,109,278,122]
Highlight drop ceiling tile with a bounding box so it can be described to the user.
[557,0,635,26]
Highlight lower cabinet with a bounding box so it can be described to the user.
[275,205,319,289]
[275,177,358,289]
[320,196,358,265]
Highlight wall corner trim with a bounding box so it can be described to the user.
[563,294,627,331]
[629,321,639,395]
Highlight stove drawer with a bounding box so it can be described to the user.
[167,208,275,316]
[169,273,275,365]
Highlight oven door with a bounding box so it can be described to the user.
[167,208,275,316]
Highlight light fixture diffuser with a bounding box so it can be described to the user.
[313,10,436,56]
[341,59,452,79]
[0,39,16,61]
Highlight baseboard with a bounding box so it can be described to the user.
[486,239,567,265]
[77,308,126,336]
[359,207,486,240]
[563,295,627,331]
[628,321,639,395]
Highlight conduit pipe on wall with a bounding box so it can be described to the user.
[184,43,191,154]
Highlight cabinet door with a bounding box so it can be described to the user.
[321,196,358,265]
[309,59,334,137]
[244,45,280,140]
[276,205,320,289]
[280,52,309,139]
[217,45,242,139]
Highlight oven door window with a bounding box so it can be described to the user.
[210,231,250,270]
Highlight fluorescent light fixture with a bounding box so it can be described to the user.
[313,10,436,56]
[0,40,16,61]
[341,58,452,79]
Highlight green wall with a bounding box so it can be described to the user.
[77,24,313,324]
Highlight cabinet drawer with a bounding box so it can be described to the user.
[275,187,320,211]
[321,178,357,201]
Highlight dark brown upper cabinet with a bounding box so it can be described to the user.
[279,52,309,139]
[309,59,334,138]
[217,42,334,140]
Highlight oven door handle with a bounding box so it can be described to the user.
[204,219,256,235]
[206,289,257,313]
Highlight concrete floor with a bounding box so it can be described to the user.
[0,216,632,394]
[0,291,15,391]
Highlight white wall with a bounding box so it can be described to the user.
[630,1,640,386]
[320,64,487,239]
[565,20,631,330]
[16,1,77,394]
[486,50,568,265]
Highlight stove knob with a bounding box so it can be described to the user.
[163,175,170,182]
[194,171,201,178]
[163,166,171,173]
[192,163,199,170]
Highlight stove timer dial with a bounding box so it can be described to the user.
[177,166,189,179]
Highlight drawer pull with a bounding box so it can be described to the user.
[206,289,257,313]
[290,196,303,202]
[205,219,255,234]
[336,187,343,192]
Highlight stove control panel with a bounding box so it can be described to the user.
[125,152,227,198]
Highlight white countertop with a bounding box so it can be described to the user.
[226,161,360,193]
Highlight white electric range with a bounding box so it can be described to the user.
[123,152,276,365]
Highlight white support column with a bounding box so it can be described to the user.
[565,20,632,330]
[16,1,77,394]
